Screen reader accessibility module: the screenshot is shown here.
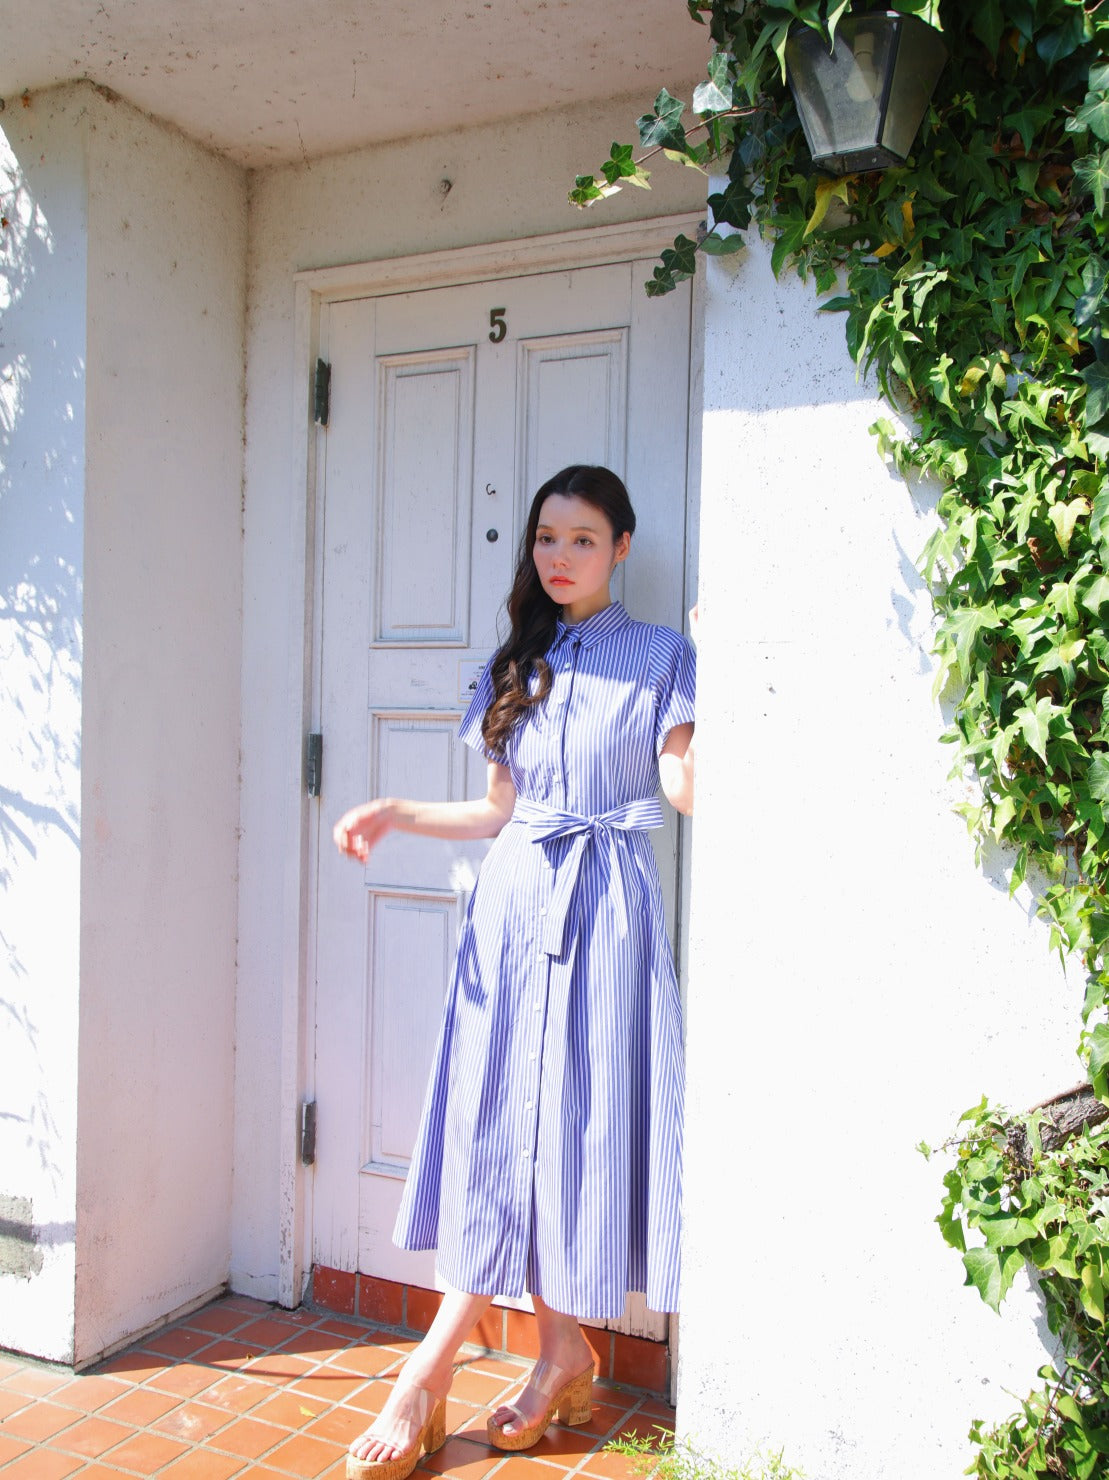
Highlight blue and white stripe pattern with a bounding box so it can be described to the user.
[393,602,695,1319]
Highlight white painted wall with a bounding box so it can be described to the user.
[72,85,247,1365]
[1,81,245,1367]
[0,89,89,1363]
[236,96,705,1301]
[680,226,1082,1478]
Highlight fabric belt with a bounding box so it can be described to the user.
[511,796,665,958]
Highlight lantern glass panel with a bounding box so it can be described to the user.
[881,20,948,160]
[786,17,897,162]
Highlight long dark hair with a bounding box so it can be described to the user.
[482,465,636,757]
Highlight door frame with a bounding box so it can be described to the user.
[277,212,705,1312]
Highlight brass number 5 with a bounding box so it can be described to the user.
[489,307,507,344]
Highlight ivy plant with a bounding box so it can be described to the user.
[572,1,1109,1474]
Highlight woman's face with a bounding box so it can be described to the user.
[532,493,630,623]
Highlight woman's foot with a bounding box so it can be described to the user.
[349,1358,452,1466]
[488,1332,594,1447]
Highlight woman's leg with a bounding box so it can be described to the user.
[489,1294,594,1436]
[349,1288,492,1463]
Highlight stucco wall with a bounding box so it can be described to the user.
[71,85,247,1364]
[0,88,89,1363]
[680,226,1082,1478]
[0,81,252,1368]
[236,96,704,1300]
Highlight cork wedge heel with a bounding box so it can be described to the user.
[346,1387,447,1480]
[487,1359,594,1452]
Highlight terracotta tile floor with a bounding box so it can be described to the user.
[0,1296,673,1479]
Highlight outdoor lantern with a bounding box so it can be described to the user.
[784,10,947,175]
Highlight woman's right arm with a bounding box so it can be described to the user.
[332,762,516,863]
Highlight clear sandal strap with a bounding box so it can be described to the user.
[367,1384,437,1450]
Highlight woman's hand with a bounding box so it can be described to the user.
[333,799,397,862]
[688,603,699,647]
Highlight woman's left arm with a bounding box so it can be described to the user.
[658,603,698,816]
[659,723,694,815]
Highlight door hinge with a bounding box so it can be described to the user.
[299,1100,317,1166]
[314,357,331,427]
[306,732,323,797]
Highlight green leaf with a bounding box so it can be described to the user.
[569,174,606,207]
[1089,756,1109,804]
[1036,13,1087,69]
[707,176,754,231]
[979,1214,1039,1249]
[1075,92,1109,146]
[1092,487,1109,553]
[698,230,745,256]
[693,50,735,114]
[941,606,1002,681]
[1075,257,1108,329]
[1049,497,1088,556]
[963,1245,1024,1311]
[970,0,1004,58]
[1075,149,1109,216]
[599,142,651,191]
[805,176,848,237]
[1089,1023,1109,1103]
[1080,1262,1107,1323]
[1016,695,1059,765]
[637,89,688,152]
[1083,362,1109,426]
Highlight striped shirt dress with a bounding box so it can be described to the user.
[393,601,695,1320]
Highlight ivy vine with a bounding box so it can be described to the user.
[572,1,1109,1474]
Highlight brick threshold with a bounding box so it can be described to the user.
[311,1266,670,1397]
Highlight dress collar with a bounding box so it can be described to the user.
[553,601,631,650]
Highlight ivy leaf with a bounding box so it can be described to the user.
[1083,361,1109,426]
[1082,575,1109,614]
[1075,91,1109,145]
[569,174,606,207]
[708,176,755,231]
[599,143,651,191]
[1016,694,1059,765]
[1035,13,1087,69]
[1088,1023,1109,1104]
[1075,257,1108,330]
[644,233,699,297]
[699,229,745,256]
[1080,1264,1107,1324]
[942,606,1002,681]
[1049,497,1088,556]
[805,175,849,237]
[962,1245,1024,1312]
[1075,149,1109,216]
[979,1214,1039,1248]
[1089,756,1109,805]
[971,1,1004,58]
[1092,486,1109,554]
[693,50,735,114]
[638,89,688,152]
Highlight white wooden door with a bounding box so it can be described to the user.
[311,260,691,1330]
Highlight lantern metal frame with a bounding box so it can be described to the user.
[784,10,948,176]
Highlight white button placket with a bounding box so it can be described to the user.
[510,630,580,1287]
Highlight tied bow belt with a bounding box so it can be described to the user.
[510,797,664,958]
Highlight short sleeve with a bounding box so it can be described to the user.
[458,659,508,764]
[652,628,697,755]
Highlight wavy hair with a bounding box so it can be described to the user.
[482,465,636,757]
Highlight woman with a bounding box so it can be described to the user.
[333,465,695,1480]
